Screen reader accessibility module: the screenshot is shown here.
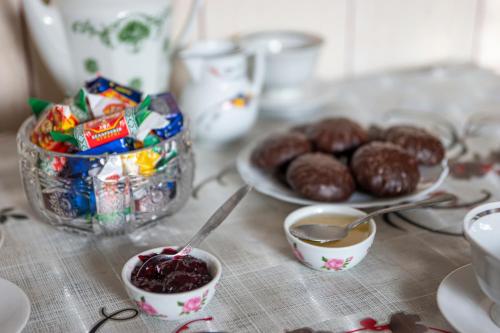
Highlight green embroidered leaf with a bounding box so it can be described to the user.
[177,301,184,307]
[321,256,328,262]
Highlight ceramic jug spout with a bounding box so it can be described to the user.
[23,0,75,93]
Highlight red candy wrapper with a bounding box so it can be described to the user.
[29,90,90,152]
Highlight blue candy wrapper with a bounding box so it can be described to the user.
[86,76,142,104]
[153,112,183,140]
[75,138,132,156]
[42,177,96,218]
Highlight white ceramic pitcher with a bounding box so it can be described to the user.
[179,39,265,145]
[23,0,203,94]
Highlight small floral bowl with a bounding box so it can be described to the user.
[121,246,222,321]
[284,205,376,272]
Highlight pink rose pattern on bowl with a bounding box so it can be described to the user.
[135,296,168,318]
[322,256,353,271]
[178,290,209,315]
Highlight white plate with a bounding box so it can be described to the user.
[0,278,30,333]
[437,264,500,333]
[260,80,332,119]
[236,140,449,208]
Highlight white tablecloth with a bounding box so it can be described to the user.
[2,64,500,332]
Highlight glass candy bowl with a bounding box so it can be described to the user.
[17,117,194,236]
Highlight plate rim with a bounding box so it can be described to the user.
[0,277,30,333]
[236,138,449,208]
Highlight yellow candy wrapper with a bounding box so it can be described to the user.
[121,146,163,177]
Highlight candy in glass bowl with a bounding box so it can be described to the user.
[17,77,194,236]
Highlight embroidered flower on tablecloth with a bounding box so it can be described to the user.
[321,256,353,271]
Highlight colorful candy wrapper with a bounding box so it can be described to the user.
[152,112,183,140]
[149,92,184,140]
[130,143,178,212]
[93,155,132,234]
[30,89,91,152]
[86,76,142,117]
[135,111,168,142]
[66,156,102,177]
[51,97,168,151]
[41,177,95,219]
[75,138,132,156]
[154,142,178,172]
[51,100,144,151]
[38,155,67,177]
[121,145,164,177]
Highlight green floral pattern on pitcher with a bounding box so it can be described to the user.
[71,7,170,54]
[128,78,143,90]
[84,58,99,74]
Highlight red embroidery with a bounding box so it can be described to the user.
[344,317,452,333]
[175,316,213,333]
[345,318,390,332]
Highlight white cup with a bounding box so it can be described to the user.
[239,30,323,99]
[464,202,500,326]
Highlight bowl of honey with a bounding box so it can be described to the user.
[283,205,376,272]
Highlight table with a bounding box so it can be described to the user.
[2,64,500,332]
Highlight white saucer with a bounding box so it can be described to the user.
[0,278,30,333]
[260,80,332,119]
[437,264,500,333]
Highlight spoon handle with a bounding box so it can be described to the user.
[178,185,252,256]
[347,193,455,232]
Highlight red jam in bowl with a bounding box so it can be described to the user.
[131,248,213,293]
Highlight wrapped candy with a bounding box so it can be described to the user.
[42,177,96,219]
[149,92,184,140]
[93,155,132,234]
[86,76,142,117]
[121,146,164,177]
[50,97,166,151]
[38,155,67,177]
[75,138,132,156]
[30,89,91,152]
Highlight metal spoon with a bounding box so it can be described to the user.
[135,184,252,277]
[290,193,455,243]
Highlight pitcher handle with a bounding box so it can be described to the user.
[23,0,75,93]
[249,48,266,96]
[170,0,204,54]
